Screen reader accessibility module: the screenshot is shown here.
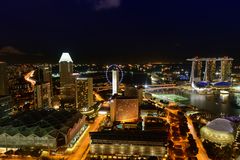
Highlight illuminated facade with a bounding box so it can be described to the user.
[75,77,93,109]
[189,58,203,83]
[204,59,216,82]
[110,97,139,122]
[34,82,52,109]
[187,57,233,83]
[221,57,232,81]
[39,64,52,83]
[59,52,74,96]
[112,69,119,95]
[0,110,86,150]
[200,118,235,146]
[0,62,8,95]
[195,60,202,81]
[89,131,168,158]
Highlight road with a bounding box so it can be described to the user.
[166,107,188,159]
[187,117,209,160]
[93,91,104,101]
[66,115,105,160]
[24,70,36,91]
[166,106,209,160]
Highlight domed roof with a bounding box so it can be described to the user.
[200,118,235,146]
[206,118,234,133]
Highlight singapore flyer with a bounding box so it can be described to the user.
[105,64,124,84]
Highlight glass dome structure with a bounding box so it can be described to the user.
[200,118,235,146]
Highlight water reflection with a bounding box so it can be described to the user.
[183,91,240,116]
[234,93,240,106]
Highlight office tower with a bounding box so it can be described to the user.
[36,64,53,96]
[75,77,93,109]
[41,64,52,83]
[110,97,139,122]
[59,52,74,96]
[112,69,119,95]
[221,57,232,81]
[34,82,52,109]
[0,62,8,95]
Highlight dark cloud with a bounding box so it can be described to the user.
[0,1,240,63]
[0,46,25,56]
[92,0,121,10]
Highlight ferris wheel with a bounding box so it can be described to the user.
[105,64,124,84]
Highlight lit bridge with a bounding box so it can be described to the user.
[144,84,177,91]
[94,84,177,92]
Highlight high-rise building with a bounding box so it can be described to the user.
[194,60,202,82]
[41,64,52,83]
[187,57,233,83]
[36,64,53,96]
[203,59,216,82]
[75,77,93,110]
[0,62,8,95]
[34,82,52,109]
[110,97,139,122]
[59,53,74,96]
[221,57,232,81]
[188,58,202,83]
[112,69,119,95]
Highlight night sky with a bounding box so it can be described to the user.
[0,1,240,64]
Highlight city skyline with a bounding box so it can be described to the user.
[1,1,240,63]
[1,1,240,160]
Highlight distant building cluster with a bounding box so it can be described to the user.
[1,51,240,159]
[59,52,94,110]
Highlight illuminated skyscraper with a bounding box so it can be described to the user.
[194,60,202,82]
[75,77,93,109]
[0,62,8,95]
[221,57,232,81]
[203,59,216,82]
[36,64,53,97]
[41,64,52,83]
[187,57,233,83]
[34,82,52,109]
[112,69,119,95]
[59,53,74,96]
[188,58,202,83]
